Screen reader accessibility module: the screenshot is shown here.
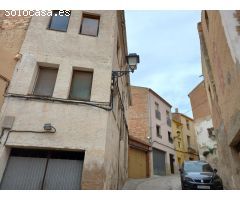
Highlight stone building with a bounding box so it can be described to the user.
[128,86,177,177]
[172,109,199,162]
[188,81,217,168]
[198,10,240,189]
[0,11,30,109]
[0,10,134,189]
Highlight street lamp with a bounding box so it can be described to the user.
[112,53,140,78]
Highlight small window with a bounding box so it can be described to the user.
[80,13,100,36]
[186,119,190,130]
[33,67,58,97]
[166,110,171,127]
[155,103,161,120]
[207,128,213,137]
[187,136,191,147]
[69,70,93,101]
[48,10,70,32]
[168,131,173,143]
[166,110,170,117]
[156,125,161,138]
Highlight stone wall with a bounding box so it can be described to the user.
[0,10,31,108]
[199,10,240,189]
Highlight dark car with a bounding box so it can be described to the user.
[180,160,223,190]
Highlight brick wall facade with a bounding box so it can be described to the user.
[128,86,150,143]
[188,81,211,121]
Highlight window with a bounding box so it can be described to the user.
[156,125,161,138]
[187,136,191,147]
[186,119,190,130]
[207,127,215,138]
[178,142,181,148]
[166,110,170,117]
[166,110,171,127]
[177,131,180,136]
[168,131,173,143]
[80,13,100,36]
[178,157,181,166]
[48,10,70,32]
[33,67,58,97]
[69,70,93,101]
[155,102,161,120]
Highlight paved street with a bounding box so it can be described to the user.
[122,174,181,190]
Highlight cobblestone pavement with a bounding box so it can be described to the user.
[122,174,181,190]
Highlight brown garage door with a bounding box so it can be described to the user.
[128,147,147,178]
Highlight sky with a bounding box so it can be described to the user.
[125,11,203,118]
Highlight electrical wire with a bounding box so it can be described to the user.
[5,93,112,111]
[0,126,56,145]
[151,140,199,156]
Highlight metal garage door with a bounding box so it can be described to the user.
[0,156,47,189]
[153,148,166,176]
[128,147,147,178]
[0,148,84,190]
[43,158,83,190]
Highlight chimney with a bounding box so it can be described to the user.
[175,108,178,113]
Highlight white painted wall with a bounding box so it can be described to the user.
[194,116,217,166]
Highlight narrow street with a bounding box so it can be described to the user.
[122,174,181,190]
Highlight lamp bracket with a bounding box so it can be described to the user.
[112,70,133,78]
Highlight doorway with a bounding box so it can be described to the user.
[169,154,175,174]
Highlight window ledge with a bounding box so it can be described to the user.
[47,28,67,32]
[79,33,98,37]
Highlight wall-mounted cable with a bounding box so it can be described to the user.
[0,125,56,146]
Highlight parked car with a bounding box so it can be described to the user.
[180,160,223,190]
